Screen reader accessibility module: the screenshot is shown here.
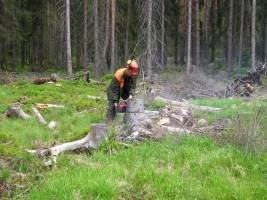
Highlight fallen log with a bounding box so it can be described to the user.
[27,123,108,159]
[6,103,31,120]
[35,103,65,109]
[33,74,59,85]
[32,107,47,125]
[155,96,222,112]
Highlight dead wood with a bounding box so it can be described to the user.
[33,74,59,84]
[35,103,65,109]
[6,103,31,120]
[32,107,47,125]
[27,123,108,163]
[155,96,222,112]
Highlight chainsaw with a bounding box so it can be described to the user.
[116,100,127,113]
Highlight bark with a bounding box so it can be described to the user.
[227,0,234,74]
[195,0,200,68]
[147,0,152,78]
[186,0,192,75]
[124,0,131,60]
[238,0,244,70]
[103,0,110,69]
[210,0,217,63]
[83,0,88,71]
[94,0,100,77]
[110,0,116,72]
[66,0,73,77]
[204,0,211,63]
[265,17,267,63]
[251,0,256,71]
[160,0,165,68]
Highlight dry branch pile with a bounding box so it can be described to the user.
[226,65,267,97]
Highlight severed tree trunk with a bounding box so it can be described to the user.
[251,0,256,71]
[147,0,152,78]
[227,0,234,74]
[160,0,165,69]
[30,123,108,159]
[124,0,131,61]
[195,0,200,68]
[110,0,116,72]
[83,0,88,71]
[186,0,192,75]
[66,0,73,77]
[238,0,244,71]
[6,103,31,120]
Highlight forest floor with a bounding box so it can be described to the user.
[0,68,266,199]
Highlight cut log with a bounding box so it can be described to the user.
[155,96,222,112]
[33,74,58,84]
[6,103,31,120]
[35,103,65,109]
[28,123,108,159]
[32,107,47,125]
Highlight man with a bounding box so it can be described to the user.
[106,59,139,125]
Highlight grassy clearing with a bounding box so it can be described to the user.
[28,136,267,200]
[0,78,266,199]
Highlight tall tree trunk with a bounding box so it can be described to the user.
[195,0,200,68]
[204,0,211,64]
[265,17,267,63]
[66,0,73,77]
[83,0,88,71]
[186,0,192,75]
[94,0,100,77]
[227,0,234,74]
[147,0,152,78]
[251,0,256,71]
[103,0,110,69]
[110,0,116,72]
[238,0,244,71]
[210,0,217,63]
[124,0,131,61]
[160,0,165,69]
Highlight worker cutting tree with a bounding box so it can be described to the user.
[106,59,140,125]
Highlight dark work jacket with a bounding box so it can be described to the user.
[107,68,137,103]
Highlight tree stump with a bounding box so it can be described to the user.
[6,103,31,120]
[87,123,108,148]
[123,99,149,127]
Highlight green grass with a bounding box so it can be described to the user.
[27,136,267,200]
[0,78,266,199]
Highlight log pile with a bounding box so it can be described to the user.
[225,64,266,97]
[33,73,59,84]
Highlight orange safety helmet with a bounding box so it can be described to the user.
[127,59,139,77]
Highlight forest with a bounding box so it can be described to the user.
[0,0,267,199]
